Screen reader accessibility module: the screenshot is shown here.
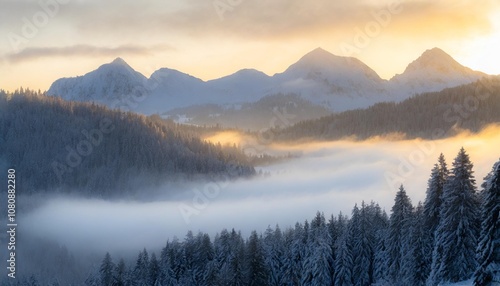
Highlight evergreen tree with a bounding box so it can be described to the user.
[246,231,269,286]
[194,232,214,285]
[353,202,374,286]
[429,148,480,285]
[373,227,390,285]
[114,258,127,286]
[99,252,115,286]
[307,212,333,286]
[423,154,449,281]
[401,202,427,286]
[149,253,160,286]
[387,185,413,283]
[334,224,353,286]
[263,225,285,286]
[474,159,500,285]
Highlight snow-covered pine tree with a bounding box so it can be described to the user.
[401,202,427,286]
[99,252,115,286]
[194,232,214,285]
[423,154,449,281]
[229,229,246,286]
[474,159,500,285]
[149,253,160,286]
[334,224,354,286]
[353,202,374,286]
[114,258,127,286]
[387,185,413,284]
[307,212,333,286]
[263,225,285,286]
[373,226,390,285]
[286,222,306,285]
[429,148,480,285]
[246,230,269,286]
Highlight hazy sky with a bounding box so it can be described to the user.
[1,0,500,91]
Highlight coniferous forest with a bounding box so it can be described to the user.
[273,77,500,142]
[17,149,493,286]
[0,89,255,196]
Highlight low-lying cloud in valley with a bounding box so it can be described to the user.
[20,126,500,255]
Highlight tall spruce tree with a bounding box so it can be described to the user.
[422,154,449,283]
[474,159,500,285]
[387,185,413,284]
[246,231,269,286]
[429,148,480,285]
[401,202,427,286]
[334,224,354,286]
[353,202,375,286]
[99,252,115,286]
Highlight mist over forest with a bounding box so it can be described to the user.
[1,76,500,286]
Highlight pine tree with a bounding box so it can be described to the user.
[334,223,354,286]
[373,227,390,285]
[307,212,333,286]
[114,258,127,286]
[263,225,285,286]
[387,185,413,284]
[401,202,427,286]
[429,148,480,285]
[149,253,160,286]
[246,231,269,286]
[474,159,500,285]
[423,154,449,281]
[353,202,374,286]
[99,252,115,286]
[194,232,214,285]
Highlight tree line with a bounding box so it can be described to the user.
[88,148,499,286]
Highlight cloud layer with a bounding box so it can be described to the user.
[20,127,500,254]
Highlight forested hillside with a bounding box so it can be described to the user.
[273,77,500,141]
[78,149,497,286]
[0,89,255,195]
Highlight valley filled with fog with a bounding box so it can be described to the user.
[19,126,500,254]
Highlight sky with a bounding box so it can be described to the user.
[1,0,500,92]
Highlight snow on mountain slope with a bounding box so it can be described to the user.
[48,58,148,105]
[270,47,391,111]
[390,47,486,95]
[207,69,273,102]
[47,48,489,116]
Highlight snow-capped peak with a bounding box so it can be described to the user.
[110,57,129,66]
[402,47,471,75]
[390,48,486,94]
[279,47,383,83]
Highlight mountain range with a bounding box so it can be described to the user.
[48,47,487,120]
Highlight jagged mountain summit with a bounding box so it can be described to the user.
[47,47,488,117]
